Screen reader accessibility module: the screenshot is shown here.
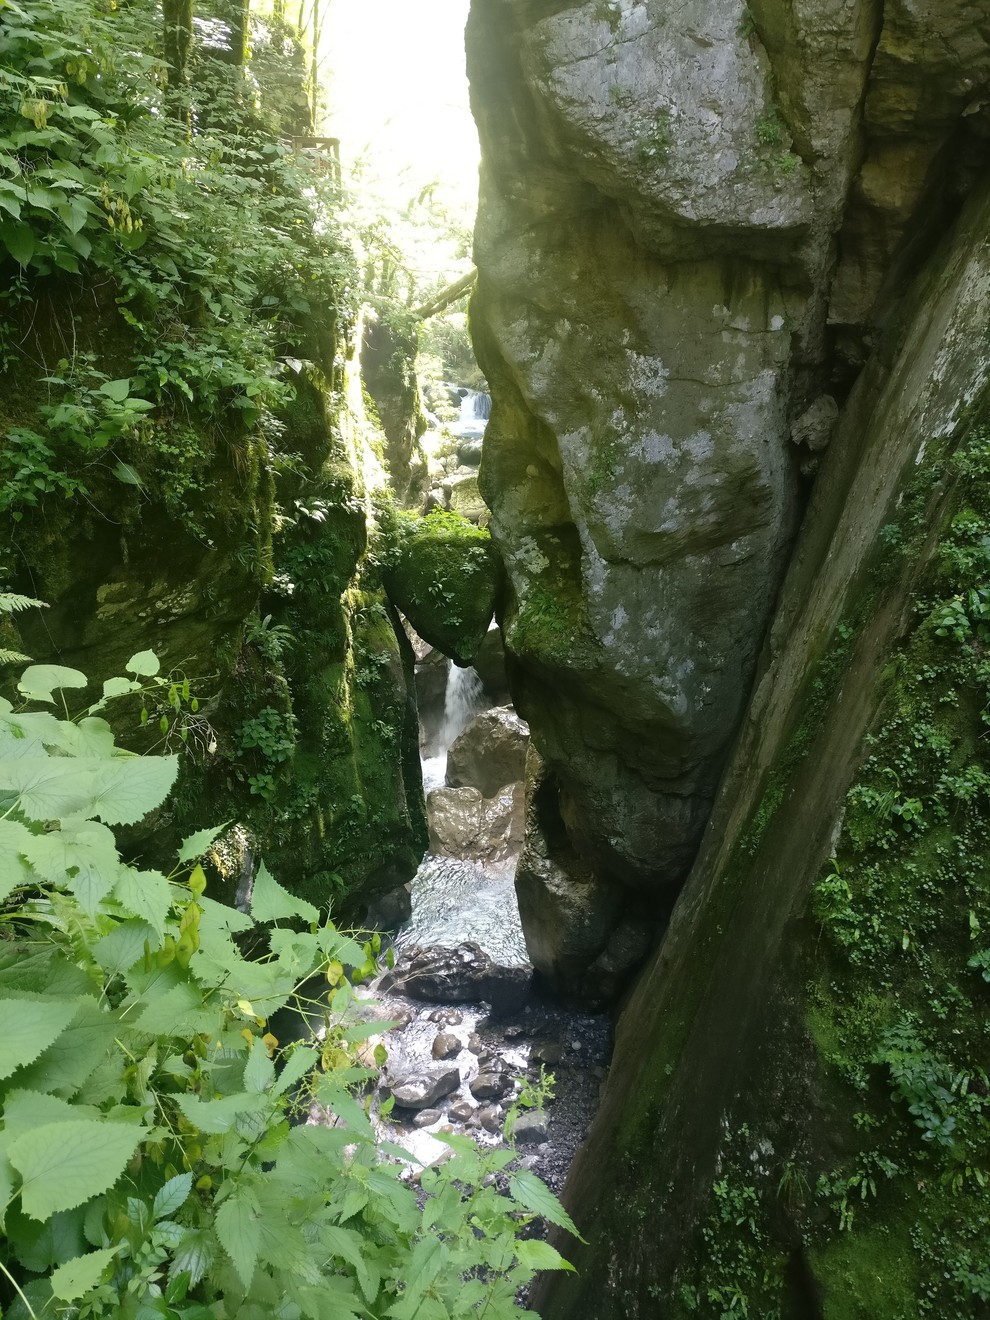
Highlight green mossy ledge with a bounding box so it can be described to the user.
[4,321,427,917]
[533,185,990,1319]
[383,509,504,665]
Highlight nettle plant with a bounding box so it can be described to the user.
[0,656,577,1319]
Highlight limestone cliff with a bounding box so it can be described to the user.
[534,170,990,1320]
[467,0,990,992]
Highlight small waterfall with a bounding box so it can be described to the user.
[452,389,492,435]
[440,663,484,752]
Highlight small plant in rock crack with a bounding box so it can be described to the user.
[504,1065,556,1137]
[244,612,296,662]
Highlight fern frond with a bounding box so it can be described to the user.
[0,593,46,614]
[0,647,31,665]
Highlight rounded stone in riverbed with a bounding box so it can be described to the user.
[470,1070,512,1100]
[478,1106,502,1133]
[511,1110,549,1144]
[388,1068,461,1110]
[413,1109,443,1128]
[432,1032,462,1060]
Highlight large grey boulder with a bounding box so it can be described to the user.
[446,706,529,798]
[515,750,652,1003]
[466,0,990,970]
[386,1067,461,1112]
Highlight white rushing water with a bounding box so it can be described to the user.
[395,854,527,966]
[439,663,484,751]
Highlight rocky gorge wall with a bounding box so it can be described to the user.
[535,170,990,1320]
[467,0,990,993]
[2,293,428,915]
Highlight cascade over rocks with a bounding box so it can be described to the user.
[466,0,990,978]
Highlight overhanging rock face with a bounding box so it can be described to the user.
[532,173,990,1320]
[467,0,990,987]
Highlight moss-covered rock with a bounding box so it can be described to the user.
[362,305,427,505]
[383,509,503,665]
[3,309,427,919]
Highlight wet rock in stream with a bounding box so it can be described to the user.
[387,1067,461,1110]
[381,940,532,1016]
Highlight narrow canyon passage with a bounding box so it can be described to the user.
[3,0,990,1316]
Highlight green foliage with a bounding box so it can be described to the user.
[638,109,674,166]
[677,1129,786,1319]
[756,110,786,147]
[0,0,357,540]
[244,614,295,664]
[0,656,576,1317]
[804,423,990,1313]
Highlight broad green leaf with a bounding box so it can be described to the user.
[253,1182,322,1283]
[515,1238,575,1271]
[113,461,143,490]
[1,755,178,825]
[197,894,254,936]
[0,219,35,266]
[153,1173,192,1221]
[169,1227,217,1288]
[132,981,216,1036]
[102,675,141,701]
[316,923,367,967]
[0,1130,14,1230]
[0,996,80,1079]
[243,1038,275,1094]
[92,919,158,976]
[113,867,172,939]
[0,817,34,900]
[323,1224,379,1304]
[4,1090,104,1139]
[250,861,318,924]
[64,229,93,259]
[215,1184,261,1290]
[100,378,131,403]
[16,1000,122,1098]
[55,198,90,236]
[50,1246,118,1301]
[22,819,120,909]
[17,664,88,704]
[508,1169,583,1239]
[178,823,229,863]
[10,1119,145,1221]
[293,1280,363,1320]
[174,1090,268,1135]
[126,649,160,677]
[0,949,92,998]
[271,1045,319,1098]
[6,1204,88,1274]
[55,717,117,758]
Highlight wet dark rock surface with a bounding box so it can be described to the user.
[380,940,533,1016]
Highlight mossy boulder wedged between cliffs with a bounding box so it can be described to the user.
[383,509,503,666]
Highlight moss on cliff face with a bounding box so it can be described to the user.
[3,319,426,918]
[383,508,503,665]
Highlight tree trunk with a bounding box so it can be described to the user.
[162,0,193,123]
